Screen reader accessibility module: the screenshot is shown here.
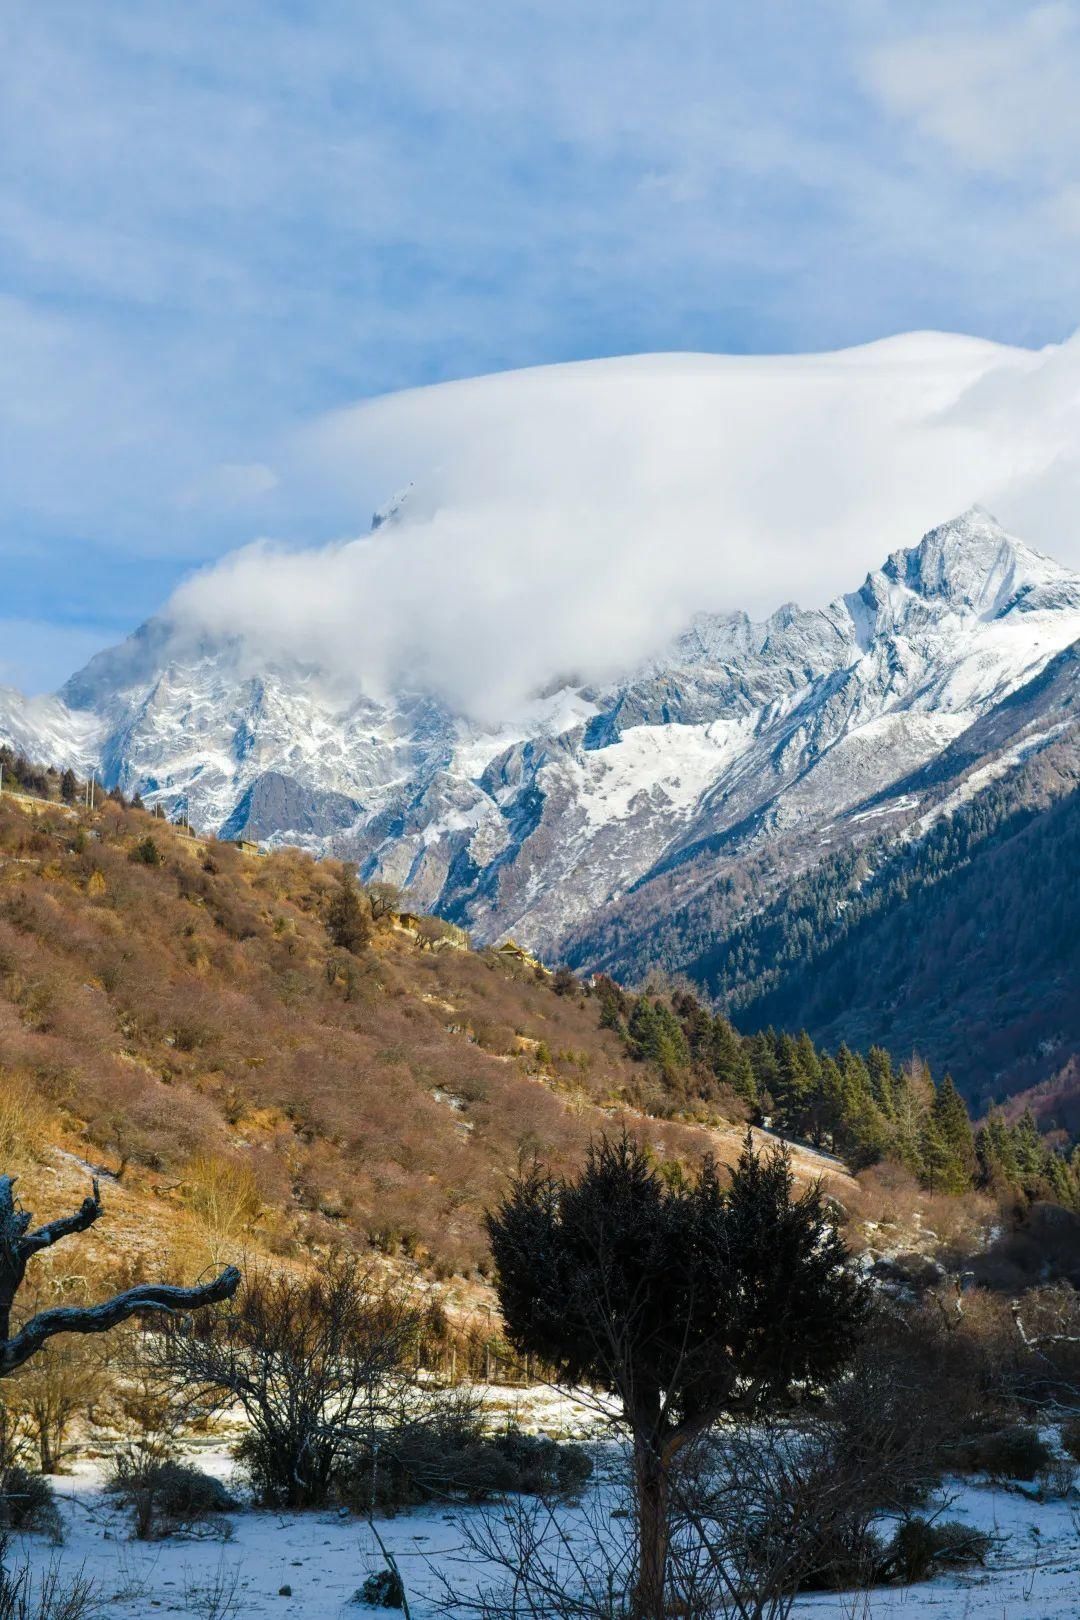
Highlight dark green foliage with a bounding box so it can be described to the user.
[975,1108,1080,1208]
[489,1133,867,1415]
[58,770,77,805]
[326,867,372,955]
[0,750,51,800]
[690,769,1080,1110]
[793,1522,888,1593]
[1060,1415,1080,1462]
[0,1467,59,1537]
[487,1431,592,1497]
[599,985,979,1188]
[885,1517,991,1584]
[627,996,691,1079]
[597,978,1080,1202]
[339,1409,592,1509]
[487,1132,868,1619]
[129,835,163,867]
[357,1568,405,1609]
[796,1514,991,1593]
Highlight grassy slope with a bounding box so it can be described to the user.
[0,794,849,1288]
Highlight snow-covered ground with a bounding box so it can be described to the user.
[12,1435,1080,1619]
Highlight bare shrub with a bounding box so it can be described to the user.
[7,1274,105,1474]
[153,1255,425,1509]
[0,1540,96,1620]
[0,1081,49,1170]
[106,1456,237,1540]
[183,1155,261,1268]
[183,1555,242,1620]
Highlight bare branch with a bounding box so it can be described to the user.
[21,1181,103,1256]
[1,1267,241,1375]
[1011,1299,1080,1352]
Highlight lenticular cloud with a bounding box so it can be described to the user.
[168,331,1080,725]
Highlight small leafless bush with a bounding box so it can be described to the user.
[182,1555,242,1620]
[0,1539,96,1620]
[106,1455,237,1540]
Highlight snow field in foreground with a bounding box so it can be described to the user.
[11,1436,1080,1620]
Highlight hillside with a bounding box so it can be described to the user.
[567,628,1080,1110]
[696,745,1080,1113]
[0,785,857,1290]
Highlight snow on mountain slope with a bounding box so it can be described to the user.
[3,508,1080,962]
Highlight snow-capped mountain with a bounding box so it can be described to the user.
[3,508,1080,961]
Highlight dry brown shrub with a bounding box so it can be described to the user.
[0,1071,51,1166]
[183,1152,262,1266]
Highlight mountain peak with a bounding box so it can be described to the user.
[882,507,1072,619]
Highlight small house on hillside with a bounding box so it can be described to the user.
[497,938,546,971]
[396,911,470,951]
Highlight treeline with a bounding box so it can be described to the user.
[0,745,163,817]
[692,761,1071,1010]
[593,976,1080,1204]
[686,751,1080,1106]
[0,746,141,810]
[0,747,79,802]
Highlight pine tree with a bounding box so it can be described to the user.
[866,1046,896,1118]
[325,866,371,955]
[773,1033,813,1135]
[1012,1109,1045,1189]
[931,1075,976,1195]
[708,1015,757,1105]
[975,1109,1019,1190]
[919,1116,951,1196]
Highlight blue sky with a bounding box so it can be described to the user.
[4,0,1080,690]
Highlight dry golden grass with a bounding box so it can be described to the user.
[0,796,753,1277]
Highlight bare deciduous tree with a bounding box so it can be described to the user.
[151,1254,425,1508]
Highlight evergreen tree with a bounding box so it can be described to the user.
[866,1046,896,1118]
[708,1015,757,1105]
[919,1115,951,1196]
[930,1075,977,1195]
[772,1032,813,1135]
[1012,1109,1045,1189]
[325,867,371,955]
[975,1109,1020,1190]
[595,975,628,1033]
[487,1134,868,1620]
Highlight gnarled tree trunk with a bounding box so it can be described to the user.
[0,1174,239,1377]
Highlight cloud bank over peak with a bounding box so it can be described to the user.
[167,331,1080,726]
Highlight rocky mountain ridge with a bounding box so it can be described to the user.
[3,508,1080,969]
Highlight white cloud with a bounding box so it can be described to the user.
[167,330,1080,726]
[863,4,1080,177]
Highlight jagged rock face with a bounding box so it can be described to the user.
[3,509,1080,958]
